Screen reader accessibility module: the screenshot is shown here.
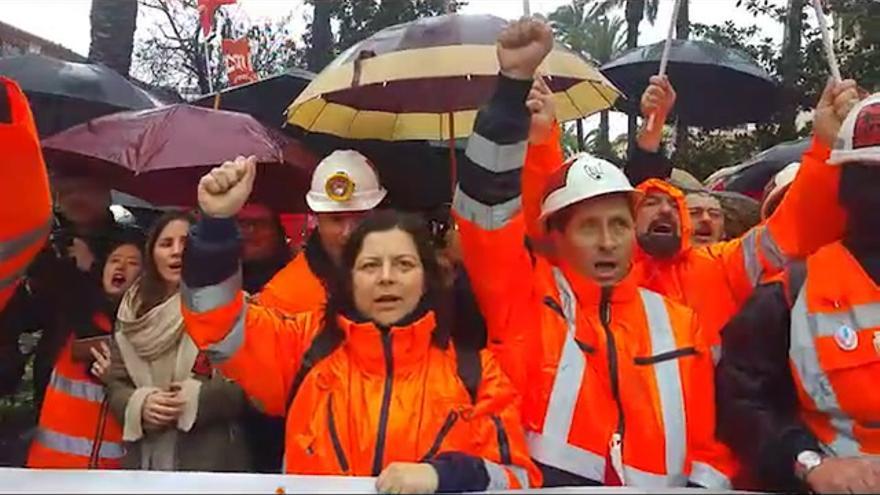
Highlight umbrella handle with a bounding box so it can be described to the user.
[811,0,842,83]
[647,0,683,132]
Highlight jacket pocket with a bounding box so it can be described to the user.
[326,395,349,473]
[420,410,459,461]
[633,346,697,365]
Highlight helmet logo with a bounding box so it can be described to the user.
[852,102,880,150]
[325,171,355,202]
[583,161,604,181]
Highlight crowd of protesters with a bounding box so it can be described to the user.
[1,15,879,494]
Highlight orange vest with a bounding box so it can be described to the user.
[255,251,327,315]
[27,313,125,468]
[787,241,880,455]
[0,77,52,312]
[182,277,540,488]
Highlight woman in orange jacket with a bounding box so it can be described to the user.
[0,77,52,313]
[180,157,539,493]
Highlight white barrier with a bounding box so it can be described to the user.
[0,468,755,494]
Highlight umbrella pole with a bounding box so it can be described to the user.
[213,92,221,110]
[448,111,457,197]
[646,0,682,131]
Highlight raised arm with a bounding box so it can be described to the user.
[181,157,316,417]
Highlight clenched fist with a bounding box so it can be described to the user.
[528,76,557,144]
[376,462,439,494]
[814,78,861,148]
[197,155,257,218]
[641,75,676,121]
[497,17,554,81]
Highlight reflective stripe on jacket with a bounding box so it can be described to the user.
[27,314,125,468]
[454,74,733,489]
[0,77,52,311]
[788,241,880,456]
[180,217,540,490]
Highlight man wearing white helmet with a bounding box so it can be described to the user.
[256,149,386,315]
[453,17,734,488]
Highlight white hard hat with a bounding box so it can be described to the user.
[539,153,638,223]
[306,150,387,213]
[761,161,800,219]
[828,93,880,166]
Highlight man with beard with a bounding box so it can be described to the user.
[686,191,725,246]
[716,91,880,494]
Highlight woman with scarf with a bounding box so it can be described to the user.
[104,211,250,472]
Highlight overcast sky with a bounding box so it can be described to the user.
[0,0,790,138]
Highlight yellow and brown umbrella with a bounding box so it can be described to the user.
[286,13,621,142]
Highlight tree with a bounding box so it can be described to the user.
[308,0,334,72]
[673,0,689,158]
[549,1,625,156]
[88,0,139,77]
[132,0,304,97]
[779,0,806,140]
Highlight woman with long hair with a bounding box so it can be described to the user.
[180,157,539,493]
[104,211,250,471]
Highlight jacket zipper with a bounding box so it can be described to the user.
[326,395,350,473]
[420,410,459,461]
[371,330,395,476]
[599,287,626,457]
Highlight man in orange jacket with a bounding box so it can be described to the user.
[525,76,850,359]
[254,149,386,314]
[0,77,52,313]
[717,89,880,494]
[454,18,733,489]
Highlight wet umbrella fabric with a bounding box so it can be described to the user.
[707,138,810,199]
[0,54,158,136]
[42,104,318,212]
[601,39,780,128]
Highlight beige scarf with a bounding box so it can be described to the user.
[115,282,202,471]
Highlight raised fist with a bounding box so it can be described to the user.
[197,155,257,218]
[814,78,861,148]
[641,75,676,121]
[497,17,554,81]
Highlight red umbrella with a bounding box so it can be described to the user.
[42,104,319,212]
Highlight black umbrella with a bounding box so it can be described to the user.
[601,39,780,128]
[720,138,810,198]
[0,54,158,137]
[192,68,315,128]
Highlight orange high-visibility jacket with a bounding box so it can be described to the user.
[0,77,52,312]
[453,75,734,488]
[27,312,125,468]
[180,219,540,490]
[785,241,880,456]
[255,250,327,315]
[523,132,845,357]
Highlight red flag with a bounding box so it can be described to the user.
[198,0,236,37]
[221,37,258,87]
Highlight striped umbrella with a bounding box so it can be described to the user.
[286,13,621,142]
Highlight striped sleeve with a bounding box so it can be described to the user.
[453,74,532,231]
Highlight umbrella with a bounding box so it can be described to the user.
[287,13,621,141]
[601,39,780,128]
[192,68,315,128]
[0,54,159,137]
[708,138,810,199]
[42,104,319,212]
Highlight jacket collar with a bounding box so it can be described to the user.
[558,258,641,306]
[337,308,437,376]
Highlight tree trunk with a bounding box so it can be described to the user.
[674,0,689,158]
[625,0,644,155]
[88,0,138,77]
[598,110,610,156]
[780,0,805,140]
[576,119,585,152]
[308,0,335,72]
